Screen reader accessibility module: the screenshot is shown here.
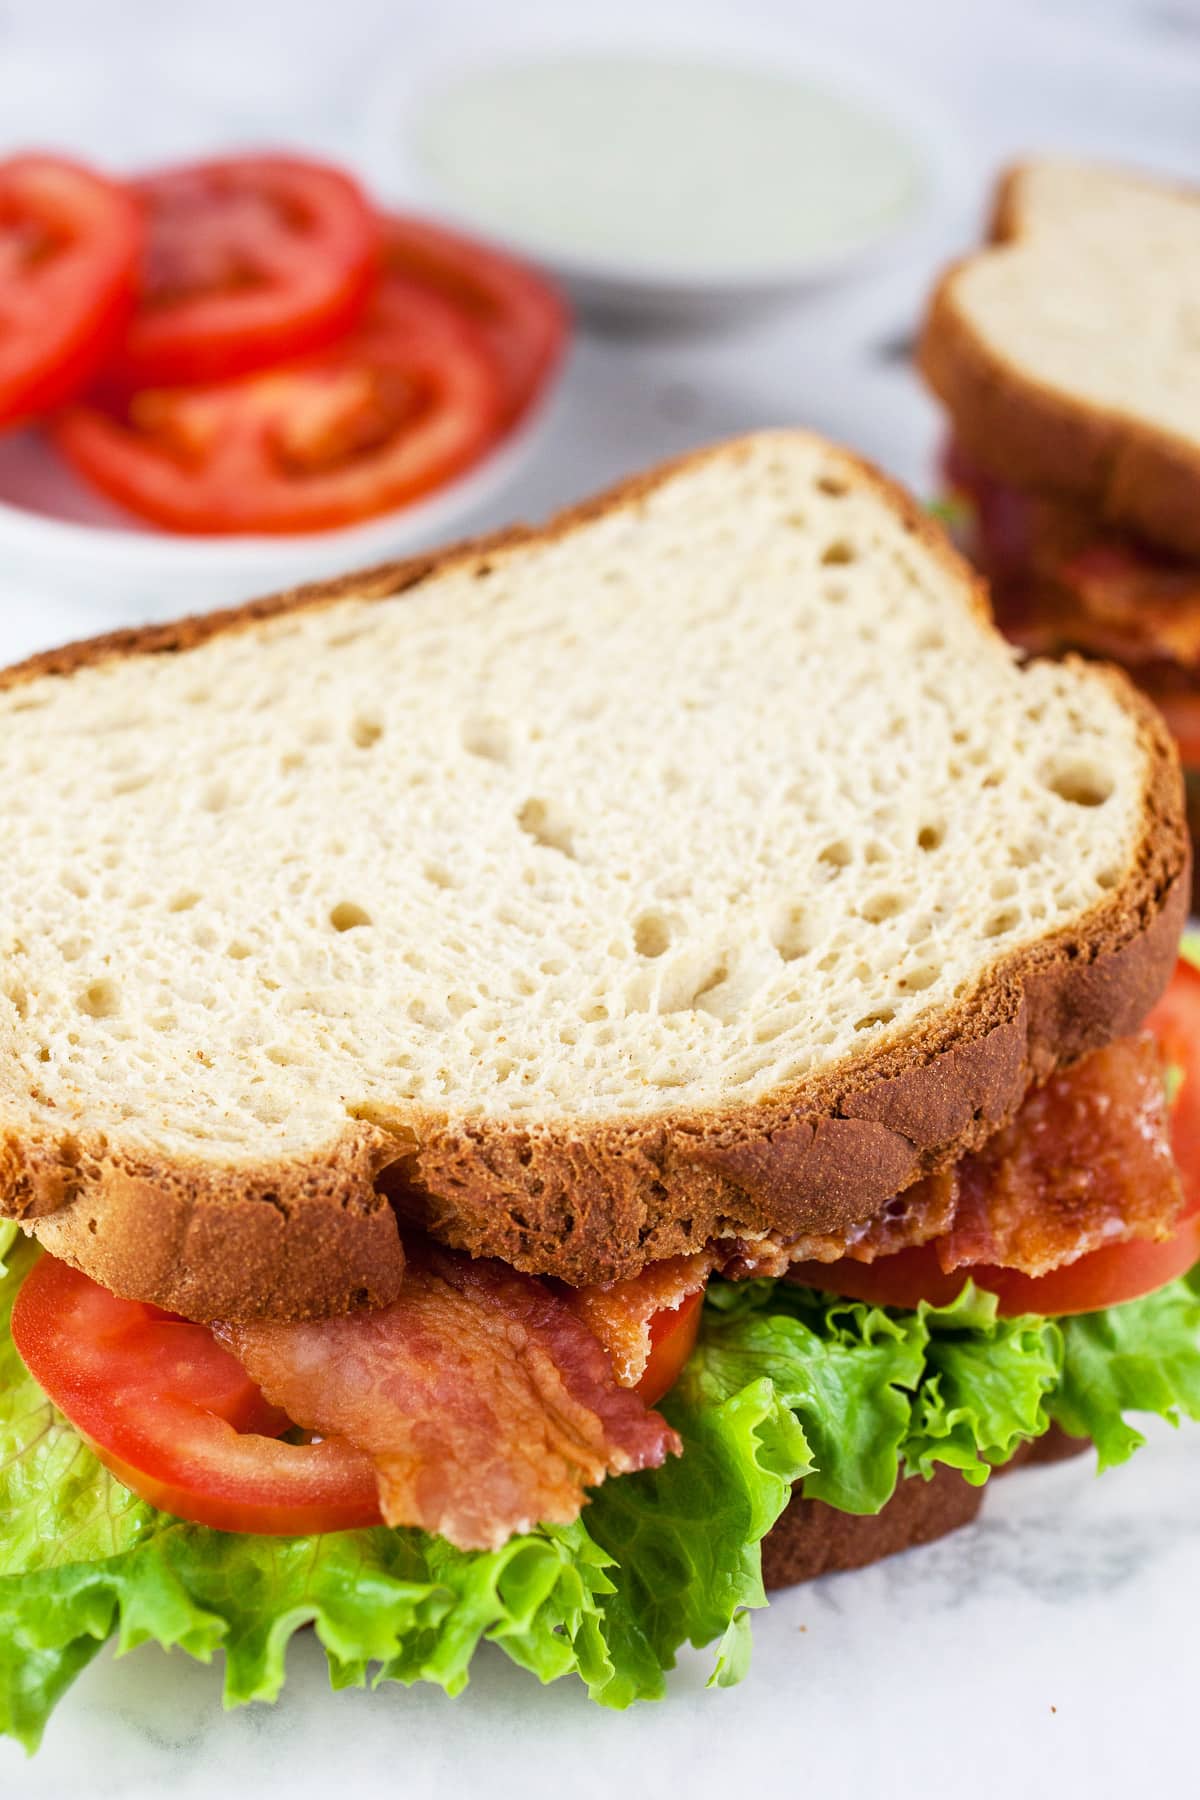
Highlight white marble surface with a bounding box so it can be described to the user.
[0,0,1198,1790]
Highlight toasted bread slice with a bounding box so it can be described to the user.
[0,432,1187,1319]
[762,1426,1086,1590]
[919,159,1200,559]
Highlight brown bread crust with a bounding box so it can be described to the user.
[0,435,1189,1319]
[918,162,1200,560]
[762,1426,1087,1590]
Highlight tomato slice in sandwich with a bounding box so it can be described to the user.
[11,1255,382,1535]
[0,154,141,425]
[53,275,505,534]
[636,1287,703,1406]
[115,153,380,386]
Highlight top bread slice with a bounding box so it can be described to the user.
[919,159,1200,559]
[0,431,1187,1320]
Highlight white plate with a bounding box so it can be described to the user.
[361,48,969,326]
[0,382,562,621]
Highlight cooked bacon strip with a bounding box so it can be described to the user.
[732,1034,1182,1282]
[224,1245,679,1552]
[565,1253,712,1387]
[937,1034,1182,1276]
[945,441,1200,674]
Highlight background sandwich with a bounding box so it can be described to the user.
[918,158,1200,894]
[2,431,1199,1750]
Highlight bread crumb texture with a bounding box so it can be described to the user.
[0,434,1152,1163]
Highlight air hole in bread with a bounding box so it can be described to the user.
[634,912,671,958]
[860,892,904,924]
[991,874,1018,900]
[1043,760,1113,808]
[281,751,305,774]
[917,821,945,852]
[517,797,576,858]
[166,890,199,914]
[423,863,455,890]
[461,716,511,763]
[1097,866,1120,891]
[330,901,371,932]
[771,903,809,962]
[820,539,856,567]
[79,979,120,1019]
[818,840,851,875]
[227,942,252,960]
[351,716,383,750]
[898,963,938,993]
[61,870,88,899]
[816,473,848,497]
[984,907,1021,938]
[112,772,151,797]
[202,780,230,813]
[855,1008,895,1031]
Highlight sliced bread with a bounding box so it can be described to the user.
[919,159,1200,558]
[0,431,1187,1317]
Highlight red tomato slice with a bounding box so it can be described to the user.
[112,154,380,386]
[11,1255,381,1535]
[381,214,568,422]
[636,1288,704,1406]
[792,956,1200,1318]
[789,1213,1200,1319]
[0,154,140,425]
[53,274,505,534]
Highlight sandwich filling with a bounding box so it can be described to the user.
[3,950,1200,1748]
[940,442,1200,864]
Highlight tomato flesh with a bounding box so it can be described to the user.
[115,154,380,386]
[0,154,141,424]
[54,273,505,534]
[794,955,1200,1317]
[11,1256,381,1535]
[381,214,567,422]
[636,1289,703,1405]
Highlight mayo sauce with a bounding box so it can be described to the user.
[414,54,928,277]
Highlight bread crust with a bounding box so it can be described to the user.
[761,1426,1087,1590]
[918,161,1200,560]
[0,433,1189,1319]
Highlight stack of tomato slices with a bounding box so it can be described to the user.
[0,150,567,534]
[11,961,1200,1539]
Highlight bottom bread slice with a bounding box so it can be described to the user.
[762,1427,1087,1589]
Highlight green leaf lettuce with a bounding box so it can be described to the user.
[2,1234,1200,1751]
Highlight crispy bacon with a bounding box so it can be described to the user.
[731,1035,1182,1283]
[565,1253,712,1387]
[944,437,1200,675]
[224,1245,679,1552]
[937,1034,1183,1276]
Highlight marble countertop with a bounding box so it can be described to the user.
[0,1,1198,1791]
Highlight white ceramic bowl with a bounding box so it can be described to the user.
[0,384,561,621]
[360,49,968,327]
